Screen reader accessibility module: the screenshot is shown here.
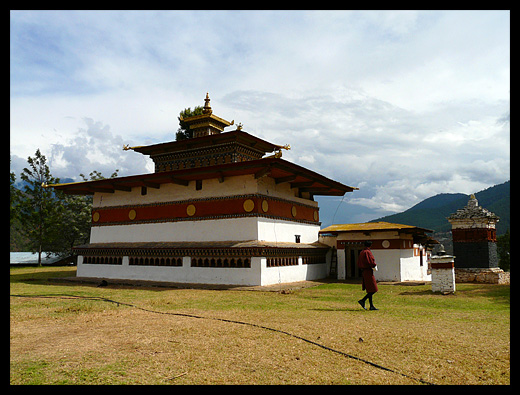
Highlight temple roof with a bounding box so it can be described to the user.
[130,130,282,157]
[74,240,330,251]
[319,221,433,234]
[49,157,357,196]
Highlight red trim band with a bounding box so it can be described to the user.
[91,194,319,226]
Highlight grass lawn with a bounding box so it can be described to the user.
[10,266,509,385]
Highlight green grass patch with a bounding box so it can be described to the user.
[11,266,509,385]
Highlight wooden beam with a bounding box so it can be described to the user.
[89,186,115,193]
[274,175,297,184]
[301,188,345,196]
[170,177,189,186]
[254,167,271,179]
[290,181,314,189]
[63,189,93,195]
[143,180,160,189]
[111,184,132,192]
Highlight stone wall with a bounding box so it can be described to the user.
[455,268,510,284]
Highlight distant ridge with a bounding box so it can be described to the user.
[370,181,510,235]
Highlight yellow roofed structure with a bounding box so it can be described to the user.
[320,221,433,234]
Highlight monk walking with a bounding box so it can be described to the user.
[357,240,379,310]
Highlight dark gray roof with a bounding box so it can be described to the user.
[447,195,499,221]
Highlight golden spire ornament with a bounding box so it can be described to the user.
[203,92,212,115]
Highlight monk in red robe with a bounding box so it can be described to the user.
[357,240,379,310]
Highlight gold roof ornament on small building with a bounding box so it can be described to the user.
[202,92,212,115]
[181,93,233,138]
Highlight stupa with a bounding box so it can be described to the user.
[447,194,499,269]
[447,194,508,284]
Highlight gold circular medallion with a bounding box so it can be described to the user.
[128,209,137,220]
[186,204,196,216]
[261,200,269,213]
[92,211,100,222]
[313,211,318,221]
[243,199,255,212]
[291,206,297,217]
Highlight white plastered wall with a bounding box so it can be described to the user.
[77,255,264,286]
[77,255,328,286]
[260,258,328,286]
[92,174,318,210]
[90,217,320,244]
[398,246,431,282]
[90,217,260,243]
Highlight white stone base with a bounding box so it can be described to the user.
[431,267,456,294]
[77,255,328,286]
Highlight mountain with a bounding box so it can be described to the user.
[370,181,510,236]
[315,198,398,229]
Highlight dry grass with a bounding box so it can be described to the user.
[10,266,509,385]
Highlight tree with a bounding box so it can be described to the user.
[497,229,510,271]
[18,149,60,266]
[47,191,92,261]
[175,106,203,141]
[13,149,121,262]
[49,169,120,261]
[10,157,20,226]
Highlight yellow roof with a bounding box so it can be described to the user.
[319,221,432,233]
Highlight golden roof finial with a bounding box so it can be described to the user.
[203,92,212,114]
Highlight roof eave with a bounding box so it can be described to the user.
[48,157,357,197]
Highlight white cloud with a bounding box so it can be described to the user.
[45,117,153,180]
[10,10,510,218]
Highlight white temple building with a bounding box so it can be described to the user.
[50,94,357,286]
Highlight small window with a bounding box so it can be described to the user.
[141,186,147,195]
[196,180,202,190]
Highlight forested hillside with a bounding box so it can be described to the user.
[372,181,510,235]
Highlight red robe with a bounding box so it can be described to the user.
[358,247,378,293]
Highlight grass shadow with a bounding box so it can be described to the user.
[398,289,436,296]
[10,268,75,285]
[308,307,366,312]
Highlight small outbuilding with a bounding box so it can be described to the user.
[319,222,436,282]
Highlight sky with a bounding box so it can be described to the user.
[10,10,510,223]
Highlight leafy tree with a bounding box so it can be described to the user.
[175,106,203,140]
[18,149,60,266]
[49,169,120,261]
[13,148,120,264]
[497,229,510,271]
[47,191,92,261]
[80,169,119,181]
[10,157,20,226]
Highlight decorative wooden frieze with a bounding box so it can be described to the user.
[91,193,320,226]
